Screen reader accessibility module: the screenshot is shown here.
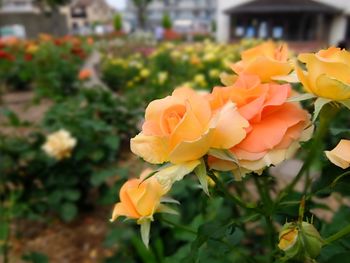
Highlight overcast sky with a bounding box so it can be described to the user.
[106,0,126,10]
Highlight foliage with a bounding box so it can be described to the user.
[113,14,123,32]
[0,36,92,100]
[0,88,138,224]
[162,13,172,29]
[101,40,252,109]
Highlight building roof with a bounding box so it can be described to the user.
[225,0,341,15]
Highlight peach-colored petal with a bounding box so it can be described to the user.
[325,139,350,169]
[169,130,212,164]
[232,42,292,82]
[136,179,163,217]
[111,203,130,221]
[130,133,169,164]
[169,101,205,150]
[240,57,292,82]
[172,87,212,125]
[236,103,307,153]
[119,180,142,218]
[210,102,249,149]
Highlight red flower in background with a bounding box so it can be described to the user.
[0,50,15,61]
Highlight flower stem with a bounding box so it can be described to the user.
[324,224,350,244]
[278,104,338,201]
[253,176,276,254]
[207,170,258,212]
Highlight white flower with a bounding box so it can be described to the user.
[42,130,77,160]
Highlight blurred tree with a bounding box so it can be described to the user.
[114,14,123,32]
[35,0,71,8]
[162,13,172,29]
[131,0,153,30]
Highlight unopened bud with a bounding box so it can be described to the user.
[278,221,323,261]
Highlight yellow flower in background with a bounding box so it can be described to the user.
[194,74,206,86]
[296,47,350,101]
[42,130,76,160]
[203,52,215,62]
[170,50,181,59]
[140,69,150,78]
[325,139,350,169]
[190,55,201,66]
[26,44,38,54]
[232,41,292,82]
[209,69,220,79]
[157,72,168,85]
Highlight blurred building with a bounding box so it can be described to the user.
[0,0,68,38]
[217,0,350,46]
[61,0,115,35]
[124,0,217,33]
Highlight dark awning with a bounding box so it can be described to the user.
[224,0,342,15]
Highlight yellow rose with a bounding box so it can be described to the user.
[325,139,350,169]
[130,87,249,165]
[42,130,76,160]
[296,47,350,100]
[140,69,150,78]
[232,41,292,82]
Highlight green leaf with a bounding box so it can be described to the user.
[91,168,119,186]
[313,97,331,122]
[324,252,350,263]
[208,149,238,164]
[140,219,151,248]
[194,158,209,195]
[157,204,179,215]
[0,108,21,126]
[104,136,120,150]
[63,189,81,201]
[287,93,316,102]
[0,222,9,242]
[60,202,78,222]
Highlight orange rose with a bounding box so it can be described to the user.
[78,69,92,80]
[208,75,312,173]
[131,87,249,164]
[232,41,292,82]
[325,139,350,169]
[111,169,167,222]
[111,169,178,247]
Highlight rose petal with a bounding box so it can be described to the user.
[130,133,169,164]
[210,102,249,149]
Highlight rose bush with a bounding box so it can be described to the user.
[110,41,350,263]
